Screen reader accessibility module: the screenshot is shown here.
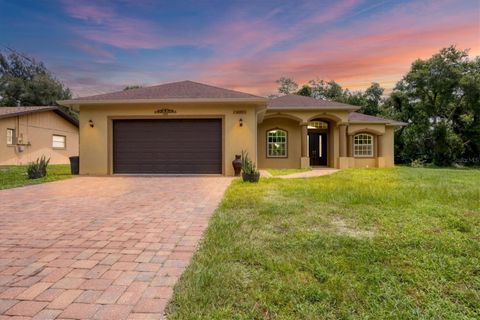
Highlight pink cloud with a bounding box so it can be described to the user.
[71,42,115,62]
[190,1,480,96]
[62,0,183,49]
[58,0,479,97]
[62,0,113,23]
[305,0,360,24]
[202,0,362,56]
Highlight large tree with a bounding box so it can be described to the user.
[384,46,479,165]
[0,49,72,107]
[360,82,384,115]
[276,78,385,116]
[275,46,479,166]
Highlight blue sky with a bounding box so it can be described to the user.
[1,0,478,97]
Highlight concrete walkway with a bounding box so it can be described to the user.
[0,176,232,319]
[260,168,339,179]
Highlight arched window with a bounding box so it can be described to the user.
[267,129,287,158]
[354,133,373,157]
[308,120,328,129]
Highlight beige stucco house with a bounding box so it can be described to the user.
[0,106,79,165]
[59,81,405,176]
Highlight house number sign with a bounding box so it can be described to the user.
[154,108,177,114]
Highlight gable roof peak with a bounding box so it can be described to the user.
[0,106,78,127]
[64,80,264,103]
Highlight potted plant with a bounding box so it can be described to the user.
[241,151,260,182]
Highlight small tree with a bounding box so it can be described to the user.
[123,85,142,91]
[297,85,312,96]
[276,77,298,94]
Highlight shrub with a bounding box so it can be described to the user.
[410,158,426,168]
[241,151,260,182]
[27,156,50,179]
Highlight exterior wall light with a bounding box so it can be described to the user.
[89,120,94,128]
[239,118,243,127]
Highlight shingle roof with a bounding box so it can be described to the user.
[268,94,359,110]
[0,106,79,127]
[69,80,264,101]
[348,112,407,126]
[0,106,53,117]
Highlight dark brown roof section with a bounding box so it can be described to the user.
[268,94,359,110]
[66,80,264,102]
[0,106,79,127]
[349,112,407,126]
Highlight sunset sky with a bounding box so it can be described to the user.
[1,0,479,97]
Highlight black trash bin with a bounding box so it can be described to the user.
[69,156,79,175]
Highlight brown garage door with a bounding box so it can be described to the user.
[113,119,222,174]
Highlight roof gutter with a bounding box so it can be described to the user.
[267,106,360,111]
[349,121,408,126]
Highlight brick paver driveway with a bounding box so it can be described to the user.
[0,176,232,319]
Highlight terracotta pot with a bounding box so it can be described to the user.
[242,172,260,183]
[232,154,242,176]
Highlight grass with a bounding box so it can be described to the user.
[167,167,480,319]
[0,164,72,190]
[267,167,312,176]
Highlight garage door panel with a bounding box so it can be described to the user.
[113,119,222,174]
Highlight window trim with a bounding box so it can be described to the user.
[353,133,374,158]
[266,128,288,158]
[6,128,15,146]
[52,134,66,150]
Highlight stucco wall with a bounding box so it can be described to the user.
[257,117,301,169]
[0,111,79,165]
[258,110,345,169]
[348,124,395,168]
[258,111,398,169]
[383,126,395,167]
[78,102,258,176]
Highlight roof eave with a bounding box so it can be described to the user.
[386,121,408,127]
[349,121,408,126]
[52,109,79,127]
[267,106,360,111]
[0,107,57,120]
[58,97,267,107]
[0,107,78,127]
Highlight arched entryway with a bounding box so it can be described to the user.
[307,119,332,167]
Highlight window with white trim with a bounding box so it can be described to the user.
[354,133,373,157]
[6,128,14,145]
[267,129,287,157]
[52,134,66,149]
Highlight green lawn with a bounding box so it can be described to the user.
[267,167,312,176]
[0,164,72,190]
[167,167,480,319]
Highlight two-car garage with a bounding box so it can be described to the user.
[113,119,222,174]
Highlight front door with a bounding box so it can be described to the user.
[308,132,328,166]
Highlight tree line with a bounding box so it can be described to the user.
[276,46,480,166]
